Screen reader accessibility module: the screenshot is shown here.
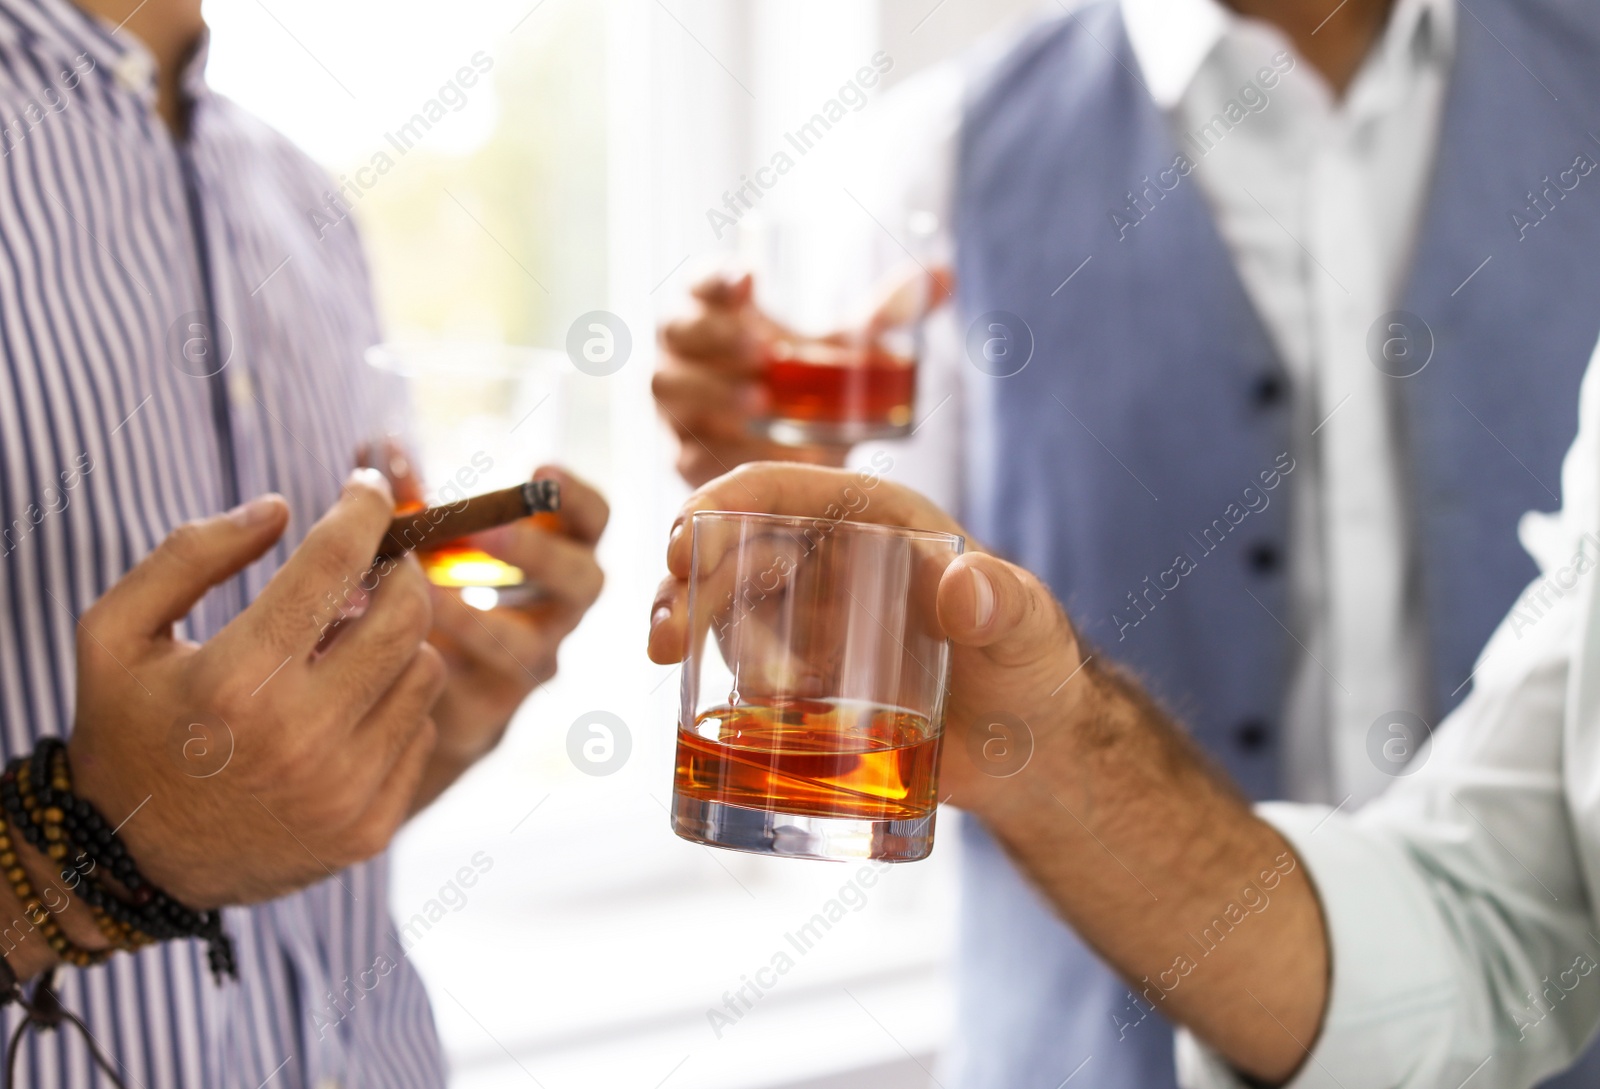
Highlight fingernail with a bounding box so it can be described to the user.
[225,495,279,528]
[668,520,685,549]
[345,463,388,502]
[651,605,672,630]
[969,566,996,630]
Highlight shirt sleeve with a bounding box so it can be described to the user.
[1179,349,1600,1089]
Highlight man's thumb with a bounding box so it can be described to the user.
[937,553,1071,668]
[86,494,290,645]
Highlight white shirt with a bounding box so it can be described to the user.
[846,0,1455,806]
[1178,338,1600,1089]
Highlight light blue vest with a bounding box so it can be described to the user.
[951,2,1600,1086]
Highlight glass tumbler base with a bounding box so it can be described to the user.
[670,794,935,863]
[760,417,913,447]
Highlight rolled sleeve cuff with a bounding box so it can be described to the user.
[1177,801,1460,1089]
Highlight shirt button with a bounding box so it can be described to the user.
[1251,373,1287,408]
[227,366,255,409]
[1235,720,1270,752]
[112,51,155,95]
[1247,543,1282,574]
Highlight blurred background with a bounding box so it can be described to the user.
[208,2,1034,1085]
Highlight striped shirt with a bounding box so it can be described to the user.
[0,0,445,1084]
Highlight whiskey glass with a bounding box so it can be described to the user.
[740,210,938,446]
[363,341,564,609]
[671,511,963,862]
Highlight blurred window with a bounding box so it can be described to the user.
[209,2,1032,1084]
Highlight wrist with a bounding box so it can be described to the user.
[0,922,57,986]
[66,737,191,905]
[22,740,236,980]
[11,831,110,954]
[0,806,113,987]
[0,868,59,984]
[962,655,1147,840]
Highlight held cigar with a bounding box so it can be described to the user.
[375,480,561,562]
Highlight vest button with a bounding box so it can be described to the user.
[1247,542,1281,574]
[1252,374,1287,408]
[1235,720,1270,751]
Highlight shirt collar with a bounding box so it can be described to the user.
[1120,0,1456,111]
[1349,0,1455,118]
[1119,0,1231,110]
[0,0,146,84]
[0,0,211,111]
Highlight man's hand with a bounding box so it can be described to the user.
[644,461,1080,810]
[68,470,444,910]
[417,467,608,808]
[654,273,849,486]
[646,463,1330,1085]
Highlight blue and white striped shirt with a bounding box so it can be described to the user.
[0,0,445,1084]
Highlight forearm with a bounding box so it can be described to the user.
[967,660,1330,1084]
[646,464,1328,1078]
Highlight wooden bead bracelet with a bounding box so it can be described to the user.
[0,740,235,983]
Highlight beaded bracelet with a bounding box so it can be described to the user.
[22,741,235,979]
[0,793,111,971]
[17,747,153,952]
[0,740,235,983]
[32,745,157,943]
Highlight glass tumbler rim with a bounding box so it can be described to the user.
[691,508,965,550]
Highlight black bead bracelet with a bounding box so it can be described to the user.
[0,739,235,983]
